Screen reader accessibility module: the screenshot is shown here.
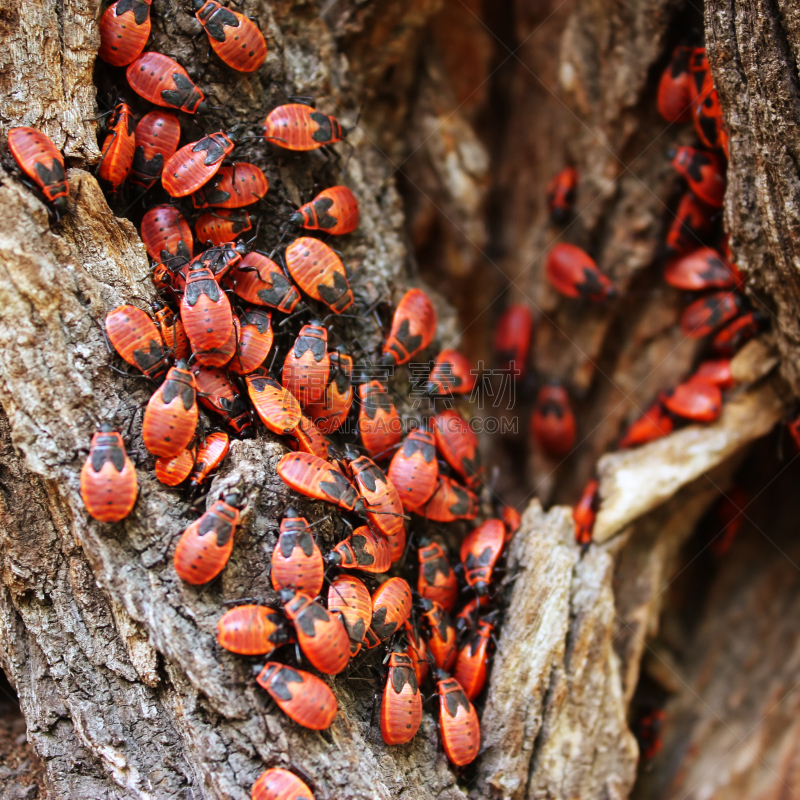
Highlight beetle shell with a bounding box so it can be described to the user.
[228,252,301,313]
[217,605,291,656]
[665,192,714,256]
[126,52,206,113]
[421,600,457,672]
[437,676,480,766]
[657,45,694,123]
[153,301,191,361]
[271,511,324,596]
[155,447,195,486]
[282,590,350,674]
[246,371,301,434]
[573,478,599,547]
[403,621,430,686]
[454,619,494,700]
[433,409,482,489]
[328,525,392,574]
[387,429,438,511]
[142,362,198,457]
[619,399,673,449]
[162,132,235,197]
[251,768,314,800]
[500,506,521,541]
[290,185,359,235]
[663,377,722,422]
[417,540,458,612]
[256,661,336,730]
[187,431,230,489]
[711,312,763,356]
[460,519,505,594]
[285,237,354,314]
[664,247,736,291]
[98,0,152,67]
[670,146,726,208]
[304,349,353,434]
[192,162,269,209]
[381,650,422,745]
[99,102,136,190]
[191,365,251,435]
[80,425,138,522]
[328,575,371,656]
[369,577,412,642]
[283,322,330,407]
[141,205,193,271]
[181,261,234,351]
[455,596,491,634]
[173,494,241,584]
[680,291,742,338]
[7,127,68,209]
[290,414,328,459]
[277,452,361,513]
[427,349,475,396]
[130,110,180,189]
[195,0,267,73]
[229,309,273,375]
[531,383,576,459]
[494,304,533,372]
[381,288,437,366]
[105,304,171,382]
[423,476,478,522]
[546,165,578,224]
[263,104,344,151]
[358,380,402,460]
[196,208,252,247]
[546,243,615,301]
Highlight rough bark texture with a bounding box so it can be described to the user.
[2,0,800,799]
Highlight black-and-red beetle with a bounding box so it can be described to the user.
[98,0,152,67]
[531,381,577,459]
[546,165,578,224]
[193,0,267,73]
[126,52,207,114]
[80,424,138,522]
[162,131,235,198]
[129,110,180,189]
[263,103,346,151]
[546,243,616,301]
[270,508,324,596]
[289,186,359,235]
[7,127,69,214]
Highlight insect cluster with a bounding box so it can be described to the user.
[3,2,524,796]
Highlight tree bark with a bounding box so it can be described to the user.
[2,0,800,799]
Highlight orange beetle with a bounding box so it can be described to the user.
[328,575,372,656]
[130,110,180,189]
[423,476,478,522]
[694,358,735,389]
[256,662,337,730]
[369,577,413,643]
[663,247,736,291]
[546,165,578,224]
[7,127,68,214]
[669,145,726,208]
[619,398,673,449]
[403,620,430,686]
[229,309,273,375]
[155,447,196,487]
[531,381,576,459]
[500,505,521,542]
[142,360,198,458]
[494,304,533,373]
[105,304,171,382]
[173,488,244,584]
[152,300,191,361]
[545,243,616,301]
[187,432,230,492]
[251,768,314,800]
[162,131,235,197]
[277,452,364,514]
[80,424,138,522]
[227,251,302,313]
[191,365,252,436]
[420,599,457,672]
[285,237,355,314]
[657,45,694,124]
[141,205,194,274]
[126,52,207,113]
[246,370,301,434]
[460,519,505,595]
[358,380,402,460]
[432,409,482,489]
[98,0,152,67]
[289,186,359,236]
[663,377,722,422]
[193,0,267,73]
[192,162,268,209]
[573,478,599,547]
[417,539,458,612]
[181,260,234,354]
[216,605,292,656]
[380,288,437,366]
[290,414,328,459]
[325,525,392,574]
[263,103,345,151]
[381,647,422,745]
[387,429,438,511]
[455,596,491,634]
[435,671,481,766]
[281,589,350,674]
[270,509,324,596]
[98,101,136,191]
[665,192,715,256]
[283,321,330,407]
[196,209,252,247]
[454,618,494,700]
[426,349,475,396]
[304,347,353,434]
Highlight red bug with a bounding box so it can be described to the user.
[669,146,726,208]
[387,429,439,511]
[196,209,252,247]
[573,478,599,547]
[460,519,505,595]
[173,488,244,584]
[546,165,578,224]
[192,162,269,209]
[710,487,747,556]
[189,241,246,284]
[500,505,521,541]
[216,605,291,656]
[187,432,230,491]
[663,377,722,422]
[181,259,234,353]
[256,661,337,730]
[680,291,742,338]
[155,447,196,486]
[711,312,764,356]
[7,127,68,214]
[283,321,330,407]
[454,618,494,700]
[270,508,324,596]
[358,380,402,460]
[290,414,328,459]
[657,45,694,123]
[193,0,267,73]
[787,411,800,454]
[347,455,406,561]
[227,251,302,313]
[690,58,724,150]
[251,768,314,800]
[417,539,458,612]
[285,237,355,314]
[263,103,346,151]
[246,370,301,434]
[191,365,252,436]
[142,360,199,457]
[546,243,616,301]
[129,110,180,189]
[423,476,478,522]
[403,620,430,686]
[98,101,136,191]
[531,382,576,459]
[494,304,533,373]
[277,452,363,514]
[435,672,481,767]
[304,347,354,434]
[151,301,190,360]
[432,409,482,489]
[695,359,735,390]
[162,131,235,198]
[80,424,138,522]
[455,596,491,634]
[229,309,273,375]
[426,349,475,396]
[193,315,238,368]
[664,247,736,291]
[105,304,171,382]
[380,288,437,366]
[636,709,666,762]
[619,398,674,449]
[369,577,412,642]
[289,186,360,236]
[328,575,371,656]
[126,52,207,113]
[665,191,715,255]
[420,599,457,672]
[325,524,392,574]
[141,205,194,273]
[381,647,423,745]
[281,589,350,675]
[98,0,152,66]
